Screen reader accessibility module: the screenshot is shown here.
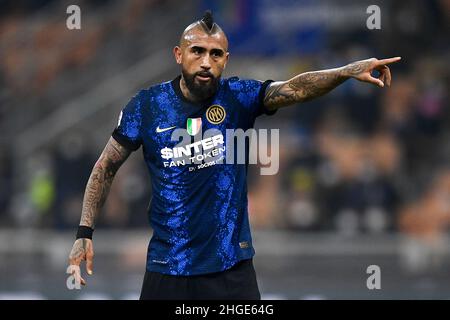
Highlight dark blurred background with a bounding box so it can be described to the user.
[0,0,449,299]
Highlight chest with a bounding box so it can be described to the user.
[144,99,248,153]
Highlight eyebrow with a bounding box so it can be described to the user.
[191,46,225,56]
[191,46,206,52]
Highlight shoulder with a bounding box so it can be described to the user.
[147,79,173,92]
[223,76,263,92]
[223,77,266,107]
[132,80,172,104]
[137,79,172,95]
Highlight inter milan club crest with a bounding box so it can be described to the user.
[187,117,202,136]
[206,105,226,124]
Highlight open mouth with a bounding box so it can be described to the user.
[196,74,212,81]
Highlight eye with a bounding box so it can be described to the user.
[211,50,223,58]
[192,47,202,55]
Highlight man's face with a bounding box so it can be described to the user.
[174,29,229,101]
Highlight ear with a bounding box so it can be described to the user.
[224,52,230,69]
[173,46,182,64]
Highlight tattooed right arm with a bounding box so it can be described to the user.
[68,137,131,284]
[79,137,131,228]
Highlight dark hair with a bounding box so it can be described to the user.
[201,10,214,31]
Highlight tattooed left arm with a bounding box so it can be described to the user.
[264,57,401,111]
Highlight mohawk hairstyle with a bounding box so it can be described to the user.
[199,10,216,33]
[179,10,227,48]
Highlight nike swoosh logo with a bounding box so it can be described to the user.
[156,125,177,133]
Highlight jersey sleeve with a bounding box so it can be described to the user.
[229,78,277,122]
[112,91,143,151]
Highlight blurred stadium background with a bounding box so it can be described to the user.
[0,0,449,299]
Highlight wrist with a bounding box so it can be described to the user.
[76,225,94,239]
[339,65,353,79]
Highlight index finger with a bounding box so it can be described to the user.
[377,57,402,65]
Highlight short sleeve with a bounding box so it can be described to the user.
[112,91,143,151]
[229,78,277,121]
[256,80,277,117]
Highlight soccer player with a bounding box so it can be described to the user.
[68,11,401,299]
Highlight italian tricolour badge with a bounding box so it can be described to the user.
[187,118,202,136]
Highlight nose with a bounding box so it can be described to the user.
[200,54,211,70]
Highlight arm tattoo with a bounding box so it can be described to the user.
[264,60,372,110]
[79,137,131,228]
[345,60,372,76]
[69,238,87,262]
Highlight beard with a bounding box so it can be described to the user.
[182,68,220,101]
